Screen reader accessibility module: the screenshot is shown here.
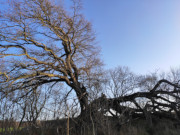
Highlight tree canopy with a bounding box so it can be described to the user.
[0,0,102,114]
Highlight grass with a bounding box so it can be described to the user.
[0,127,14,132]
[1,118,180,135]
[118,118,180,135]
[0,127,22,133]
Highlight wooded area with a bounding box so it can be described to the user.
[0,0,180,135]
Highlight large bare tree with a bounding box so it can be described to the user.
[0,0,102,115]
[1,1,180,135]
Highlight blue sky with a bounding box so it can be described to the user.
[1,0,180,74]
[81,0,180,74]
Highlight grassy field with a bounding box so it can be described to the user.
[0,118,180,135]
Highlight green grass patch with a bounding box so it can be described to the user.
[0,127,22,133]
[0,127,14,132]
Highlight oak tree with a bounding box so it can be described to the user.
[0,0,102,115]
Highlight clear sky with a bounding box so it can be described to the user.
[1,0,180,74]
[81,0,180,74]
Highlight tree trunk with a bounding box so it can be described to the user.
[73,84,89,116]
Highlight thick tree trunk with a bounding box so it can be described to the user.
[72,84,89,116]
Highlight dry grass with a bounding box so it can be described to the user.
[118,118,180,135]
[11,117,180,135]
